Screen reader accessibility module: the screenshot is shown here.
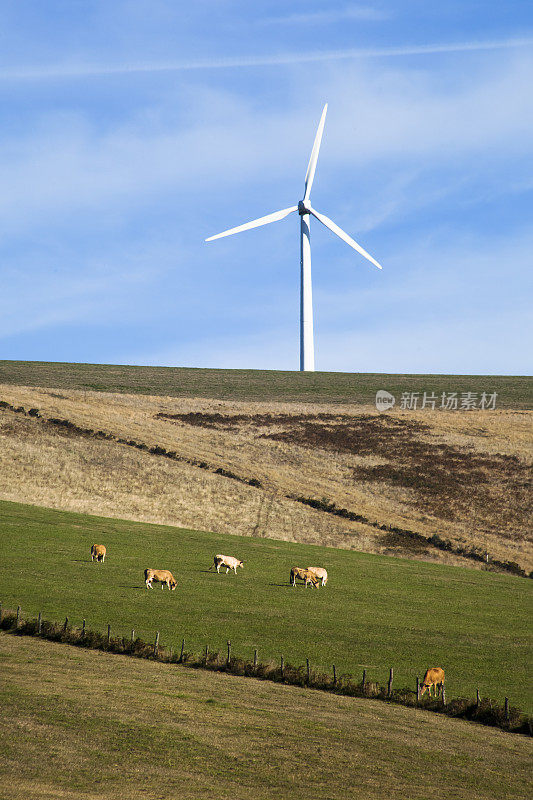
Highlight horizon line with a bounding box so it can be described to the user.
[2,36,533,81]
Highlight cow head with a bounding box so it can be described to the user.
[170,579,177,590]
[238,561,244,569]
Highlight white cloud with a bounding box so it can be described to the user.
[1,37,532,80]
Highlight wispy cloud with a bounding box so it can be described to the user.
[2,36,533,81]
[261,5,389,25]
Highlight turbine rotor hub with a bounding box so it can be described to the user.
[298,200,311,215]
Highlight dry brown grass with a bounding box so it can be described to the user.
[1,383,531,571]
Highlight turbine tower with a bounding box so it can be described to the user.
[206,104,382,372]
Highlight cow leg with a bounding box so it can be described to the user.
[216,565,221,573]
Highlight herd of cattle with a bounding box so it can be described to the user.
[90,543,445,697]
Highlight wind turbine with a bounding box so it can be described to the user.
[205,104,382,372]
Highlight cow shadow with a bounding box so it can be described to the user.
[268,583,292,588]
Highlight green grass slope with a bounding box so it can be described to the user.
[1,360,531,407]
[1,635,531,800]
[1,499,531,712]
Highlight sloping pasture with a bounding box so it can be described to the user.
[1,634,531,800]
[1,499,531,712]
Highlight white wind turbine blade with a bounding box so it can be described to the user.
[205,206,298,242]
[303,103,328,202]
[308,206,383,270]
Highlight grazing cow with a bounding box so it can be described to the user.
[210,554,244,574]
[91,544,106,562]
[144,568,177,590]
[420,667,445,697]
[290,567,320,588]
[307,566,328,587]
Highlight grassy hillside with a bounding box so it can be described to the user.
[1,384,531,572]
[1,500,531,712]
[0,359,531,407]
[2,635,531,800]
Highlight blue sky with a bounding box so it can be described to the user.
[1,1,532,374]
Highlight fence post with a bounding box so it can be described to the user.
[107,624,111,644]
[388,668,393,697]
[180,639,185,662]
[204,645,209,664]
[82,618,86,637]
[131,629,135,644]
[362,669,366,688]
[0,602,3,622]
[254,649,258,669]
[416,676,420,701]
[333,664,337,686]
[154,631,159,656]
[505,698,509,722]
[280,655,284,678]
[16,606,21,627]
[306,658,310,685]
[227,640,231,665]
[38,611,42,635]
[442,687,446,706]
[63,617,68,632]
[476,689,480,707]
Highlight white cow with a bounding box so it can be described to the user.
[210,554,244,574]
[307,567,328,587]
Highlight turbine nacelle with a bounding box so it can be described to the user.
[298,200,312,215]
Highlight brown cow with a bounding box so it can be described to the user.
[290,567,320,588]
[420,667,445,697]
[144,569,177,590]
[91,544,106,562]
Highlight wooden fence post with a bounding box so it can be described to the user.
[204,645,209,664]
[505,698,509,721]
[63,617,68,632]
[82,618,86,637]
[16,606,21,627]
[180,639,185,662]
[38,611,42,635]
[254,649,258,669]
[306,658,310,685]
[476,689,480,707]
[442,687,446,706]
[333,664,337,686]
[388,668,393,697]
[227,640,231,665]
[154,631,160,656]
[131,629,135,644]
[362,669,366,688]
[416,676,420,701]
[280,655,284,678]
[0,602,3,622]
[107,624,111,644]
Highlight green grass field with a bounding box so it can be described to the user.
[1,499,531,712]
[1,360,531,407]
[1,634,531,800]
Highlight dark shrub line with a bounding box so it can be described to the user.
[0,401,263,489]
[1,400,529,578]
[0,609,530,737]
[291,495,530,578]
